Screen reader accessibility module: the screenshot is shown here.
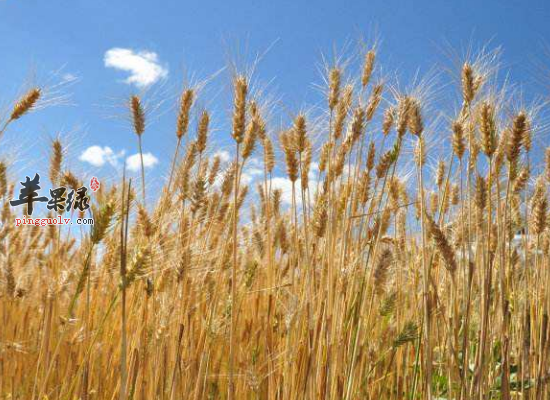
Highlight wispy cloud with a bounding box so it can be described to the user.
[126,152,159,172]
[61,73,79,83]
[104,48,168,87]
[79,146,124,167]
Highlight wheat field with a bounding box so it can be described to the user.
[0,46,549,400]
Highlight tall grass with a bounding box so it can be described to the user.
[1,45,550,400]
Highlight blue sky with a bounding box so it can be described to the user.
[1,0,549,202]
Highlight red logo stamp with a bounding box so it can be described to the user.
[90,177,100,192]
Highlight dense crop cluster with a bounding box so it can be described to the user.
[1,46,550,399]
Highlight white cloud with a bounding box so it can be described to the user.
[210,154,264,187]
[104,48,168,87]
[270,175,319,206]
[213,150,231,164]
[126,152,159,172]
[240,166,263,185]
[271,177,296,205]
[80,146,159,172]
[79,146,124,167]
[239,157,262,184]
